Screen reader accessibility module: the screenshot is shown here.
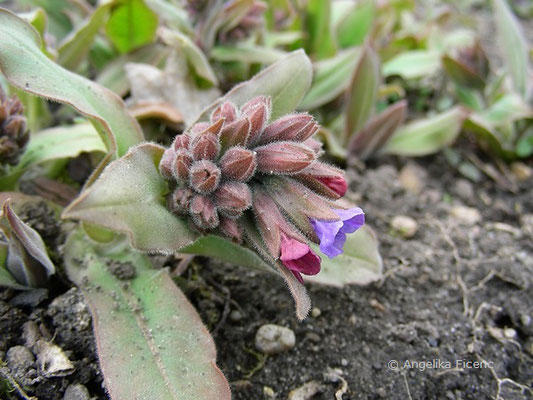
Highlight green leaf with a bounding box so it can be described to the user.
[383,107,468,156]
[63,143,198,253]
[0,123,107,190]
[306,226,382,287]
[493,0,529,98]
[516,125,533,158]
[210,44,287,65]
[334,0,375,48]
[0,242,29,290]
[145,0,192,34]
[349,100,407,160]
[0,9,143,170]
[463,114,514,158]
[479,93,532,127]
[19,8,47,38]
[383,50,441,79]
[0,200,55,287]
[442,54,485,90]
[299,47,361,110]
[344,45,380,144]
[64,229,231,400]
[58,3,111,71]
[305,0,337,59]
[195,49,312,122]
[159,27,218,86]
[106,0,159,54]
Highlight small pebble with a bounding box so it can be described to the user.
[398,163,427,194]
[63,383,90,400]
[310,307,321,318]
[390,215,418,238]
[9,289,48,308]
[511,161,532,181]
[341,358,348,366]
[450,206,481,225]
[255,324,295,355]
[288,381,324,400]
[504,328,517,339]
[452,179,474,202]
[262,386,275,398]
[6,346,34,370]
[35,339,75,377]
[520,214,533,239]
[229,310,243,322]
[305,332,320,343]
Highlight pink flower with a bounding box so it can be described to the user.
[279,232,321,283]
[316,176,347,197]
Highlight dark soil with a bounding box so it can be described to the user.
[1,152,532,400]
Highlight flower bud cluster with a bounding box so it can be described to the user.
[160,96,361,282]
[0,88,29,167]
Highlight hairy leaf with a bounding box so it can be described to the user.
[58,3,111,71]
[493,0,529,98]
[64,229,231,400]
[299,48,361,110]
[0,9,143,172]
[0,200,55,287]
[349,100,407,159]
[0,242,28,290]
[63,143,198,253]
[159,27,218,86]
[344,44,380,144]
[105,0,159,53]
[383,50,441,79]
[383,107,468,156]
[307,225,382,287]
[442,54,485,90]
[196,50,312,122]
[211,45,287,64]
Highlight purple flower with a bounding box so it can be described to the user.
[309,208,365,258]
[279,232,321,283]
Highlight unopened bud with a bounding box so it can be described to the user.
[189,160,221,194]
[219,217,243,242]
[219,147,256,181]
[215,182,252,217]
[190,131,220,161]
[220,117,251,148]
[295,162,346,199]
[4,116,25,137]
[212,101,237,124]
[256,142,315,174]
[302,137,324,155]
[169,187,194,215]
[241,96,271,144]
[159,147,176,179]
[172,134,191,151]
[190,195,219,229]
[173,149,193,182]
[259,114,314,144]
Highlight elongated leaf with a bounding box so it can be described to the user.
[305,0,336,59]
[0,9,143,167]
[58,4,111,71]
[479,93,532,127]
[344,44,380,144]
[349,100,407,159]
[195,50,312,122]
[106,0,159,53]
[442,54,485,90]
[463,114,515,159]
[383,107,468,156]
[159,27,217,86]
[64,229,231,400]
[145,0,192,34]
[335,0,375,48]
[307,225,382,287]
[493,0,529,98]
[383,50,441,79]
[210,45,287,64]
[0,200,55,287]
[63,143,198,253]
[0,243,28,290]
[299,47,361,110]
[0,123,107,190]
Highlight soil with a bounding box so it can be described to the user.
[1,151,532,400]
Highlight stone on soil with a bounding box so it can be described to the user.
[255,324,295,355]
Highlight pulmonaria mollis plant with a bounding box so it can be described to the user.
[159,96,365,282]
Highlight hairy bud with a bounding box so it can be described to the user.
[190,195,219,229]
[215,182,252,217]
[169,187,194,215]
[189,160,221,193]
[159,148,176,179]
[190,131,221,161]
[0,89,29,166]
[241,96,271,144]
[212,101,237,124]
[220,117,251,148]
[259,114,314,144]
[173,149,193,183]
[219,217,243,242]
[172,134,191,151]
[256,142,315,174]
[219,147,256,181]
